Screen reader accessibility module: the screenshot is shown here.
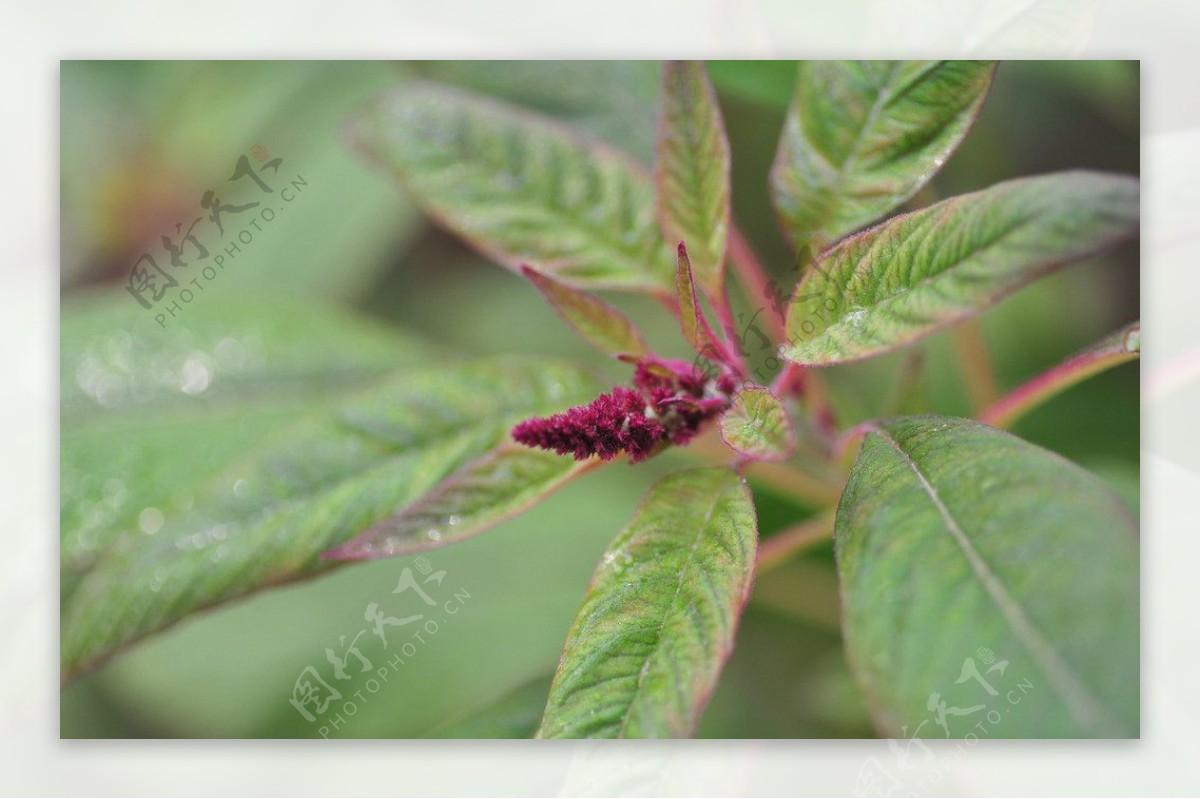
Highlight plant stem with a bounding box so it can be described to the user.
[769,360,804,397]
[728,223,787,344]
[757,511,835,573]
[743,459,842,507]
[711,281,748,376]
[952,320,1000,413]
[749,557,842,631]
[799,368,840,445]
[687,428,842,507]
[978,322,1140,429]
[726,226,844,447]
[886,350,927,416]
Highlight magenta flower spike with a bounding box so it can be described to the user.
[512,355,738,464]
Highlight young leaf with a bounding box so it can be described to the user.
[520,265,649,358]
[836,416,1138,737]
[783,171,1140,366]
[656,61,731,296]
[719,387,796,461]
[351,82,673,291]
[537,467,758,738]
[325,443,594,560]
[674,242,724,361]
[61,351,601,681]
[771,60,996,250]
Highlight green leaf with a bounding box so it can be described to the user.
[538,467,758,738]
[326,443,593,560]
[519,265,648,358]
[836,415,1138,737]
[719,387,795,461]
[352,81,673,291]
[656,61,731,296]
[62,312,601,679]
[771,60,996,250]
[427,674,553,738]
[414,61,662,163]
[783,171,1140,366]
[61,290,428,579]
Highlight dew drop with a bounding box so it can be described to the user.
[179,353,213,395]
[842,308,867,329]
[139,507,164,535]
[102,478,127,508]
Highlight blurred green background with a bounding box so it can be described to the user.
[60,60,1139,738]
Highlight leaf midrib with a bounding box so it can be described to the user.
[613,476,729,737]
[870,425,1123,736]
[829,61,907,200]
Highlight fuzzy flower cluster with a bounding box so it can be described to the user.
[511,359,735,463]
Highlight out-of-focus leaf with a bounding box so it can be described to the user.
[538,467,757,738]
[783,172,1139,366]
[707,60,797,110]
[61,62,420,298]
[326,444,593,560]
[836,415,1138,737]
[656,61,731,296]
[61,290,426,578]
[415,61,661,163]
[61,323,601,679]
[351,82,673,292]
[428,674,553,738]
[719,388,795,461]
[771,60,996,250]
[519,266,649,358]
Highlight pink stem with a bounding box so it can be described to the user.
[756,512,835,573]
[728,224,788,345]
[711,281,745,374]
[770,360,805,398]
[978,323,1140,429]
